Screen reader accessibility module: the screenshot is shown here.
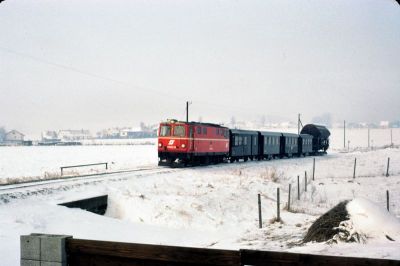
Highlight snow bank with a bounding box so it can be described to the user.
[347,198,400,241]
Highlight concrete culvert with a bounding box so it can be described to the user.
[303,200,349,243]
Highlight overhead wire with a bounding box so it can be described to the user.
[0,46,292,122]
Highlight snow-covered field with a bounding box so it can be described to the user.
[0,144,157,183]
[0,130,400,265]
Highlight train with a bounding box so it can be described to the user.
[158,119,330,167]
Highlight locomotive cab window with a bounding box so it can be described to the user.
[203,127,207,135]
[197,127,201,135]
[160,126,171,136]
[173,126,186,137]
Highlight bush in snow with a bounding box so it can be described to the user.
[303,200,349,243]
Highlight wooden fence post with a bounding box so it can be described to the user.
[305,174,307,192]
[387,190,390,212]
[386,157,390,177]
[297,175,300,200]
[288,184,291,211]
[353,158,357,179]
[258,194,262,228]
[312,158,315,181]
[277,188,280,222]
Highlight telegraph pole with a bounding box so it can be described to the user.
[186,101,189,122]
[344,120,346,149]
[368,126,370,148]
[298,114,300,134]
[298,114,303,135]
[391,128,393,147]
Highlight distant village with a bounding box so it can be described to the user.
[0,124,158,146]
[0,119,399,146]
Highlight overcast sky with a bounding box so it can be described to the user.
[1,0,399,136]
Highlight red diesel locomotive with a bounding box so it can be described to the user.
[158,119,229,166]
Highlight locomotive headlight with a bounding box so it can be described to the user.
[181,144,186,148]
[158,143,162,147]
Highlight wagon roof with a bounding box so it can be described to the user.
[259,131,282,137]
[162,120,228,128]
[300,124,331,138]
[230,129,259,135]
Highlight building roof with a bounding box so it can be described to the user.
[6,130,24,136]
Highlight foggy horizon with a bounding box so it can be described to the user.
[1,0,399,137]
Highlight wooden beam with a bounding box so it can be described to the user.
[67,239,240,266]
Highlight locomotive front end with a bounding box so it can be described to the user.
[158,120,190,166]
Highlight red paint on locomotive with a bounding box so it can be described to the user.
[158,120,229,165]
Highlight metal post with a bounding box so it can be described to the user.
[387,190,390,211]
[288,184,291,211]
[297,175,300,200]
[258,194,262,228]
[386,157,390,177]
[277,188,280,222]
[312,158,315,181]
[106,163,108,170]
[353,158,357,179]
[60,167,63,176]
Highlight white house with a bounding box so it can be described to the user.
[58,130,92,141]
[4,130,24,144]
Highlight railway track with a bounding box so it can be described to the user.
[0,166,181,199]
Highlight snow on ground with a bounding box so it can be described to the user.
[0,144,157,183]
[1,145,400,265]
[346,198,400,241]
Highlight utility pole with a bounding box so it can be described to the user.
[344,120,346,149]
[368,126,370,148]
[298,114,300,134]
[391,128,393,147]
[298,114,303,135]
[186,101,190,122]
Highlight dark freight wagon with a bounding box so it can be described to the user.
[229,129,259,162]
[299,134,313,156]
[259,131,281,159]
[280,133,299,157]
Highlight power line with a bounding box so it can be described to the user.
[0,46,292,122]
[0,46,184,101]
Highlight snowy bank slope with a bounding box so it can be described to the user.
[0,147,399,265]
